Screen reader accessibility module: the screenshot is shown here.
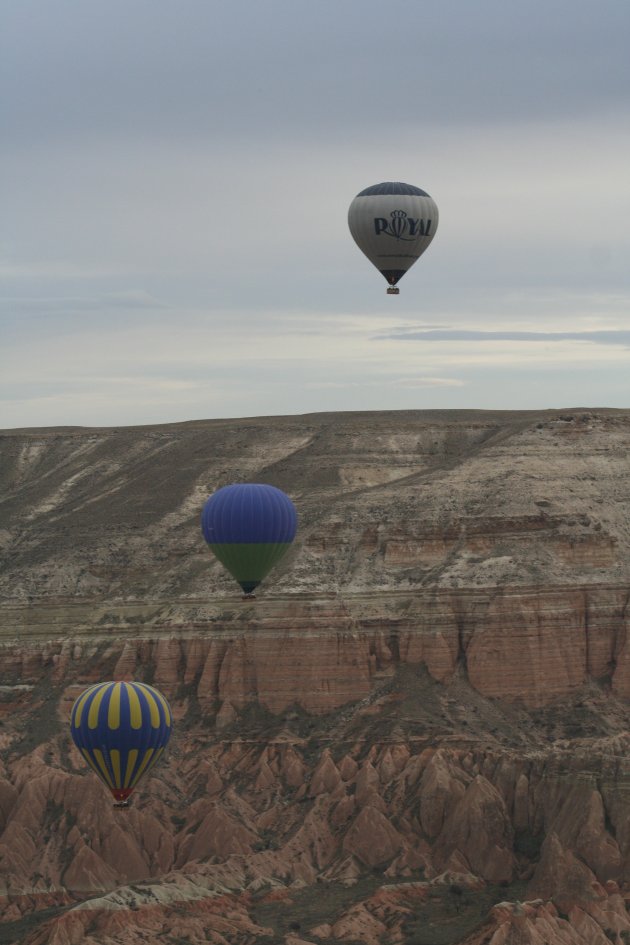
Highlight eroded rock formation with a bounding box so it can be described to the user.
[2,409,630,943]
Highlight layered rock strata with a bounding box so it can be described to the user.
[1,408,630,943]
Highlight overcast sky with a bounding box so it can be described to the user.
[2,0,629,428]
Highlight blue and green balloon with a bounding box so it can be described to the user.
[70,681,172,806]
[201,483,297,595]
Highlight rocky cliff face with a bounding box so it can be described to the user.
[1,408,630,944]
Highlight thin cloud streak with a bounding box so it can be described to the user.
[378,329,630,347]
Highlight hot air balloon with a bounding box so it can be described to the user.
[348,181,438,294]
[201,483,297,598]
[70,681,172,808]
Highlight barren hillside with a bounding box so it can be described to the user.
[1,408,630,944]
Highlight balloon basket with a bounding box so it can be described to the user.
[113,800,130,810]
[387,287,400,295]
[241,593,257,601]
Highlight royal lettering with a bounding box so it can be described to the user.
[374,212,431,241]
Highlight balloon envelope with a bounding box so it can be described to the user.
[348,182,438,291]
[70,681,172,804]
[201,483,297,594]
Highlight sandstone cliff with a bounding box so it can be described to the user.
[1,408,630,944]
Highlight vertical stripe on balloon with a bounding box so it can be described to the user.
[130,749,155,789]
[88,682,113,729]
[127,684,143,729]
[124,749,139,788]
[136,684,160,727]
[73,684,100,727]
[108,683,122,730]
[93,749,115,789]
[110,749,121,787]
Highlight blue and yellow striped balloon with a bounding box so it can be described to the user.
[70,681,172,806]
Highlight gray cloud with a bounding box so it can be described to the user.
[3,0,629,149]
